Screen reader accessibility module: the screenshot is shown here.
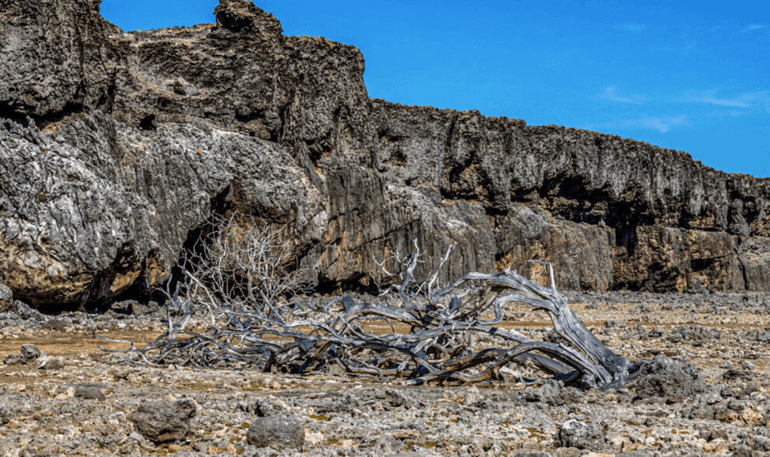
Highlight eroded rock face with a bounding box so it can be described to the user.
[0,111,321,307]
[2,0,770,309]
[0,0,122,118]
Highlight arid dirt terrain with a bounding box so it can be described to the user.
[1,292,769,457]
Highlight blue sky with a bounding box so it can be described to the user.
[101,0,769,176]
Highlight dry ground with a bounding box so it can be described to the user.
[0,291,768,457]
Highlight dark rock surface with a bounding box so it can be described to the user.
[129,399,197,444]
[2,0,770,309]
[633,356,712,402]
[246,416,305,450]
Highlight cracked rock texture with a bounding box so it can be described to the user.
[129,399,198,444]
[2,0,770,309]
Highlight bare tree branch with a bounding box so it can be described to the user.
[101,222,639,389]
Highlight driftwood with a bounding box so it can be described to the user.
[100,218,640,388]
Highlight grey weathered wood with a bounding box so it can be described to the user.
[99,238,637,388]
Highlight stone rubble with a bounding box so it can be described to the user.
[0,291,767,456]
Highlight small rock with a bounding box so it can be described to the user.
[37,357,65,370]
[385,388,424,409]
[13,300,46,321]
[741,361,757,371]
[736,383,759,399]
[44,319,67,332]
[74,385,106,400]
[238,398,278,416]
[707,428,729,442]
[20,344,41,363]
[4,344,41,365]
[129,399,197,443]
[723,369,752,381]
[558,419,604,449]
[246,416,305,450]
[462,386,482,406]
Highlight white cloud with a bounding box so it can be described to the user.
[678,90,770,111]
[743,24,767,32]
[598,87,647,105]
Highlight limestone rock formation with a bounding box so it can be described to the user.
[1,0,770,309]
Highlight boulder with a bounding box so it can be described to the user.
[558,419,604,449]
[633,356,711,402]
[129,399,197,443]
[246,416,305,450]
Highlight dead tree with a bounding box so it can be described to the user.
[100,220,639,389]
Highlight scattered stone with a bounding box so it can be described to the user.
[246,416,305,450]
[723,369,753,381]
[633,356,711,402]
[238,399,278,417]
[3,344,41,365]
[0,284,767,457]
[44,319,67,332]
[37,357,65,370]
[524,380,580,406]
[384,388,424,409]
[604,319,625,329]
[707,428,729,442]
[513,452,554,457]
[558,419,604,449]
[74,385,106,400]
[20,344,41,363]
[13,300,47,321]
[667,325,721,345]
[129,399,197,443]
[741,360,757,371]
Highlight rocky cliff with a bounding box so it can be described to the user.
[2,0,770,309]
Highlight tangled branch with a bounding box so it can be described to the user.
[100,217,638,388]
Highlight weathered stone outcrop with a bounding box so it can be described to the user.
[370,101,770,292]
[1,0,770,308]
[0,0,122,117]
